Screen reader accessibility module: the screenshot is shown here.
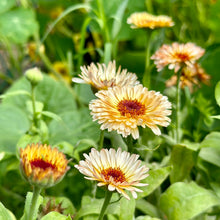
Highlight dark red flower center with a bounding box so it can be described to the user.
[117,99,146,118]
[175,52,190,61]
[101,167,126,183]
[30,159,56,170]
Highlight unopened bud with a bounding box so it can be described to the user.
[25,67,43,85]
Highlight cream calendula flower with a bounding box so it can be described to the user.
[20,143,69,188]
[75,148,149,200]
[72,61,139,92]
[127,12,174,29]
[151,42,205,72]
[89,84,172,139]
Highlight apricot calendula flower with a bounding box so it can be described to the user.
[89,84,172,139]
[127,12,174,29]
[75,148,149,200]
[151,42,205,73]
[72,61,139,92]
[20,143,69,188]
[166,63,210,92]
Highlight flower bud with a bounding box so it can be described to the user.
[25,67,43,85]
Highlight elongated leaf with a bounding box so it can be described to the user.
[0,9,38,44]
[160,182,220,220]
[136,199,160,217]
[135,216,160,220]
[0,202,16,220]
[170,144,195,183]
[137,166,172,199]
[215,81,220,106]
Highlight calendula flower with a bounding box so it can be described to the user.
[75,148,149,200]
[127,12,174,29]
[72,61,139,92]
[151,42,205,73]
[20,143,69,188]
[27,42,45,61]
[89,84,171,139]
[166,63,210,92]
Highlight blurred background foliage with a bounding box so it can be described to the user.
[0,0,220,219]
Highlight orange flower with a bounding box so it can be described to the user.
[151,42,205,72]
[20,143,69,188]
[75,148,149,200]
[72,61,139,92]
[127,12,174,29]
[166,63,210,92]
[89,84,172,139]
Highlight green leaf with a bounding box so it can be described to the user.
[42,111,62,122]
[211,115,220,119]
[0,90,31,99]
[0,202,16,220]
[0,0,16,14]
[41,212,71,220]
[199,132,220,167]
[2,75,77,115]
[215,81,220,106]
[170,144,195,183]
[0,8,38,44]
[159,182,220,220]
[0,105,29,153]
[136,199,160,217]
[135,216,160,220]
[137,166,172,199]
[119,196,135,220]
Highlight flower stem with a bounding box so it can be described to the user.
[98,190,113,220]
[99,130,105,150]
[143,30,153,89]
[27,186,41,220]
[31,84,38,129]
[175,68,182,144]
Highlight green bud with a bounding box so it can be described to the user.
[25,67,43,85]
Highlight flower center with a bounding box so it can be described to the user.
[101,167,126,183]
[175,52,190,61]
[30,159,56,170]
[117,99,146,118]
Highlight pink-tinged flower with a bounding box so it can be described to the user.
[72,61,139,92]
[127,12,174,29]
[89,84,172,139]
[75,148,149,200]
[151,42,205,72]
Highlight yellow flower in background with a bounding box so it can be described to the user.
[127,12,174,29]
[75,148,149,200]
[166,63,210,92]
[20,143,69,188]
[49,6,64,19]
[51,61,72,84]
[151,42,205,72]
[72,60,139,92]
[89,84,172,139]
[27,42,45,61]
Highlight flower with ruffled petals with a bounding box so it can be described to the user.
[75,148,149,200]
[89,84,171,139]
[127,12,174,29]
[72,61,139,92]
[20,143,69,188]
[151,42,205,72]
[166,63,210,92]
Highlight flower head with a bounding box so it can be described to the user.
[72,61,139,92]
[89,84,171,139]
[151,42,205,72]
[166,63,210,92]
[75,148,149,200]
[25,67,43,85]
[127,12,174,29]
[52,61,71,84]
[20,143,69,188]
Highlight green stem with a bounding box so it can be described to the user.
[99,130,105,150]
[98,190,113,220]
[31,84,38,129]
[143,30,153,89]
[175,68,182,144]
[27,186,41,220]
